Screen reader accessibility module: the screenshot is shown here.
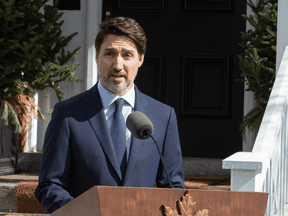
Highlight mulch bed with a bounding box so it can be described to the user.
[184,175,230,189]
[15,182,48,215]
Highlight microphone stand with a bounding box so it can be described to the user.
[146,131,173,188]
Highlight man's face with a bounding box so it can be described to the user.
[96,34,144,96]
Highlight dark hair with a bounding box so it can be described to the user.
[95,17,147,57]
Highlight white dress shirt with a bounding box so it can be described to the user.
[97,80,135,162]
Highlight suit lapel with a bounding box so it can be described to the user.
[83,84,122,180]
[124,87,149,183]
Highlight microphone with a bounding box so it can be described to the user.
[126,111,154,139]
[126,111,173,188]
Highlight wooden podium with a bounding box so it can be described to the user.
[51,186,268,216]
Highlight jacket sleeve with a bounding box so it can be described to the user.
[35,103,74,213]
[156,107,185,188]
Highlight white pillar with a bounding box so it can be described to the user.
[85,0,102,90]
[242,0,258,152]
[26,91,39,152]
[36,89,52,152]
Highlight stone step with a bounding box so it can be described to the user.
[0,184,17,213]
[17,153,231,177]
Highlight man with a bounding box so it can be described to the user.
[35,16,184,213]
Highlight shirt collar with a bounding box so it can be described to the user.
[97,79,135,109]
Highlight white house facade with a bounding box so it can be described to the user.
[27,0,260,153]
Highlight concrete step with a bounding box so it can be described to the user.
[0,184,17,213]
[17,153,231,177]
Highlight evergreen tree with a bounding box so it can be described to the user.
[0,0,82,150]
[238,0,277,137]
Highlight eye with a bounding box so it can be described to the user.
[105,52,113,56]
[124,53,132,57]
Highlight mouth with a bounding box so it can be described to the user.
[109,75,126,84]
[109,73,126,79]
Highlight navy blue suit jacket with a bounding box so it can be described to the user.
[35,83,185,213]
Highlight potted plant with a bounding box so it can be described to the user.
[0,0,82,174]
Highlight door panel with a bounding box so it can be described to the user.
[181,54,232,116]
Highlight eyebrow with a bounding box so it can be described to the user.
[104,48,134,53]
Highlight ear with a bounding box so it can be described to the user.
[138,54,145,67]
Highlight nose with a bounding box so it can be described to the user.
[113,55,123,72]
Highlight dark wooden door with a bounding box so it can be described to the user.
[102,0,246,158]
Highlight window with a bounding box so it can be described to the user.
[54,0,80,10]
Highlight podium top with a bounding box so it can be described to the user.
[52,186,268,216]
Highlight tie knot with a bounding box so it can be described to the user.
[115,98,125,111]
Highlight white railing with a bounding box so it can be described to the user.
[223,45,288,216]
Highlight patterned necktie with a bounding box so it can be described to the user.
[111,98,126,177]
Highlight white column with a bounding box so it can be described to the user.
[33,0,54,152]
[85,0,102,90]
[26,91,39,152]
[242,0,258,152]
[285,203,288,216]
[36,89,52,152]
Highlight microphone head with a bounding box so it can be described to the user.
[126,111,154,140]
